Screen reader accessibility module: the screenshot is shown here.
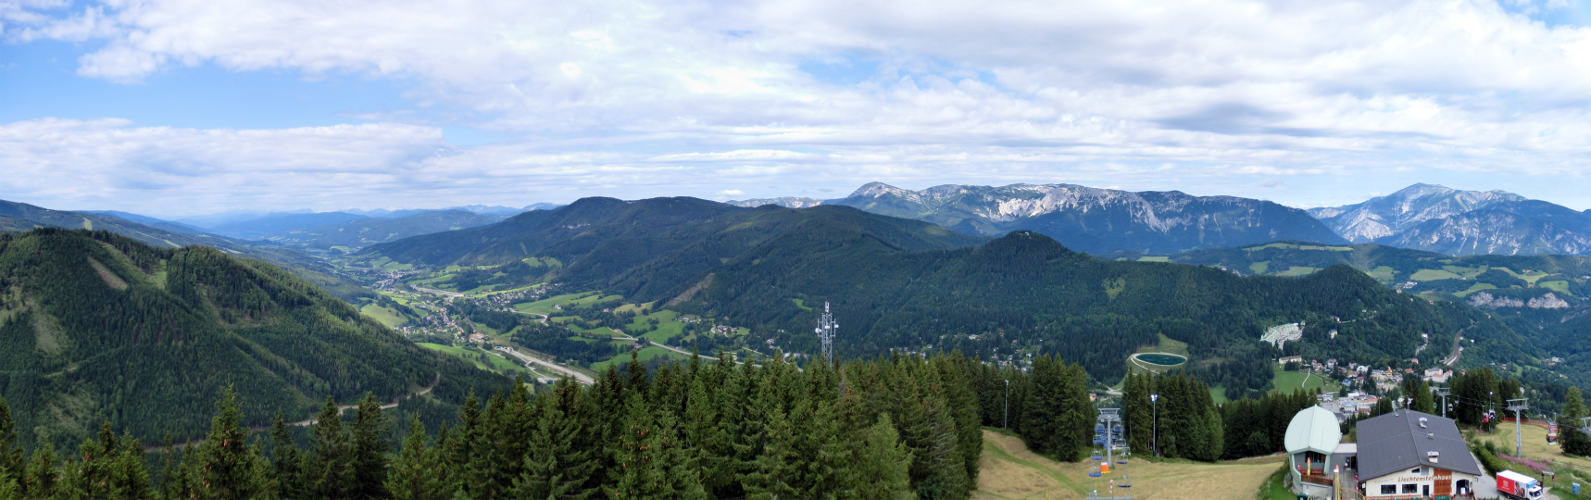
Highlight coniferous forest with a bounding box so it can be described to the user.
[0,351,1030,500]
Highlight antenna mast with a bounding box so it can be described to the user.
[817,301,838,364]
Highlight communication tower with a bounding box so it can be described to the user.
[816,302,838,364]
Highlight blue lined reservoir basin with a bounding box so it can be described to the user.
[1133,353,1187,367]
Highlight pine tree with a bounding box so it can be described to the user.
[388,415,444,500]
[66,421,121,498]
[114,434,156,500]
[741,392,801,500]
[307,395,353,499]
[0,395,20,485]
[270,410,305,500]
[608,391,674,499]
[848,414,916,500]
[21,440,59,498]
[349,392,391,499]
[1561,388,1591,456]
[193,385,272,500]
[442,392,482,498]
[516,379,597,499]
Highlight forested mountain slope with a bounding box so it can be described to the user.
[358,197,986,299]
[1162,241,1591,334]
[821,182,1346,255]
[0,229,505,449]
[0,198,372,301]
[671,231,1535,395]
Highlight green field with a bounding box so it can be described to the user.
[1276,266,1318,277]
[1542,280,1571,293]
[1493,267,1550,285]
[1248,261,1270,274]
[1452,283,1499,298]
[792,298,814,311]
[1366,266,1397,281]
[1244,243,1351,252]
[420,343,531,375]
[514,291,621,316]
[590,346,691,372]
[359,304,407,328]
[1137,256,1170,263]
[1411,268,1463,281]
[1137,334,1189,356]
[1209,386,1229,405]
[1271,366,1335,394]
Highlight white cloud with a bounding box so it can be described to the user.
[2,0,1591,211]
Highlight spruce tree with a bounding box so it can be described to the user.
[608,391,673,499]
[193,385,272,500]
[307,395,353,499]
[1561,388,1591,456]
[516,380,597,499]
[66,421,121,498]
[849,414,916,500]
[21,440,59,499]
[0,395,19,484]
[388,415,443,500]
[349,392,391,499]
[741,395,800,499]
[270,410,305,500]
[114,434,156,500]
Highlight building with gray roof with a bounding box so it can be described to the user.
[1355,409,1483,499]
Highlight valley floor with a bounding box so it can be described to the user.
[975,430,1284,500]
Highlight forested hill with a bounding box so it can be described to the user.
[356,197,986,298]
[0,198,371,301]
[675,231,1536,394]
[0,229,505,450]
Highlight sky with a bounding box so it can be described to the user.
[3,0,1591,217]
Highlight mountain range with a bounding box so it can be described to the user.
[359,196,1541,396]
[1309,184,1591,256]
[726,182,1591,257]
[812,182,1347,255]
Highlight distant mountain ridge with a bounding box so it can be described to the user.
[264,209,507,250]
[0,199,374,301]
[358,197,985,300]
[1310,184,1591,256]
[822,182,1346,255]
[1308,184,1528,242]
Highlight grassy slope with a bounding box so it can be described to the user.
[973,429,1284,500]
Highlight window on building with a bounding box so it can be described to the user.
[1402,484,1419,494]
[1380,485,1396,494]
[1410,467,1422,474]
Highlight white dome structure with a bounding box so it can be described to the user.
[1284,405,1343,495]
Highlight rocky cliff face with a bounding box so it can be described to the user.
[725,197,827,209]
[824,182,1345,255]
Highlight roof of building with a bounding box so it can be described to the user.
[1356,410,1483,479]
[1333,443,1357,455]
[1284,405,1342,454]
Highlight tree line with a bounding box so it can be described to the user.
[0,350,997,500]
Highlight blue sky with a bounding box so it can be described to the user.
[3,0,1591,217]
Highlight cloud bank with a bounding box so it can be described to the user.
[3,0,1591,214]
